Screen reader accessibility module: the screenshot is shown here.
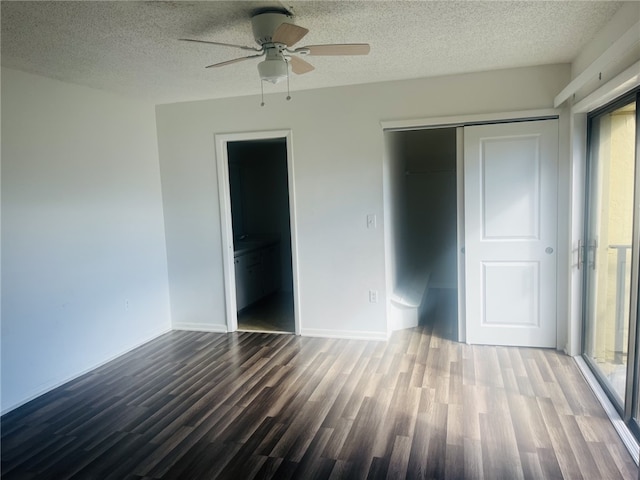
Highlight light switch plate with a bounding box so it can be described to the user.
[367,214,376,229]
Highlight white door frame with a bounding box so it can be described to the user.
[215,129,301,334]
[381,108,563,345]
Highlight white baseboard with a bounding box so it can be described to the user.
[301,328,388,341]
[172,323,228,333]
[1,326,172,415]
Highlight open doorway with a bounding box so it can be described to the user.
[216,131,299,335]
[227,139,294,333]
[386,127,459,340]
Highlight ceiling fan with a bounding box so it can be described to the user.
[180,8,370,89]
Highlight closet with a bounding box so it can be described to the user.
[385,118,559,347]
[386,128,459,337]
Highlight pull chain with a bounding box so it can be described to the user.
[260,80,265,107]
[286,61,291,101]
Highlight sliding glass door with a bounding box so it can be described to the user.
[583,89,639,432]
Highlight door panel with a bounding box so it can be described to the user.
[465,119,558,347]
[482,261,539,327]
[481,136,540,239]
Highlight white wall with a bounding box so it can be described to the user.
[156,64,569,340]
[572,2,639,79]
[571,2,640,103]
[1,68,172,412]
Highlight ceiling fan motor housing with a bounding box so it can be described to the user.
[251,12,292,45]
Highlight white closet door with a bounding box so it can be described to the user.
[464,119,558,347]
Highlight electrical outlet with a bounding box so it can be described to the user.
[369,290,378,303]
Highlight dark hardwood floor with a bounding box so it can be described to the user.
[2,291,637,479]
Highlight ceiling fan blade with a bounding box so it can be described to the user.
[302,44,371,56]
[205,53,264,69]
[179,38,261,52]
[289,55,315,75]
[272,23,309,47]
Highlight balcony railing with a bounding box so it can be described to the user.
[610,244,631,363]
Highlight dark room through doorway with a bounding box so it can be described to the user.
[227,138,295,333]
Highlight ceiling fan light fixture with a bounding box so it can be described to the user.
[181,10,370,90]
[257,58,288,84]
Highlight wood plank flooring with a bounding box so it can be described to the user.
[2,293,637,479]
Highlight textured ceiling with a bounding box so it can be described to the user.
[1,1,625,104]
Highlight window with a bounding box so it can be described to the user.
[584,88,640,436]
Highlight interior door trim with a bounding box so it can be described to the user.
[214,129,301,335]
